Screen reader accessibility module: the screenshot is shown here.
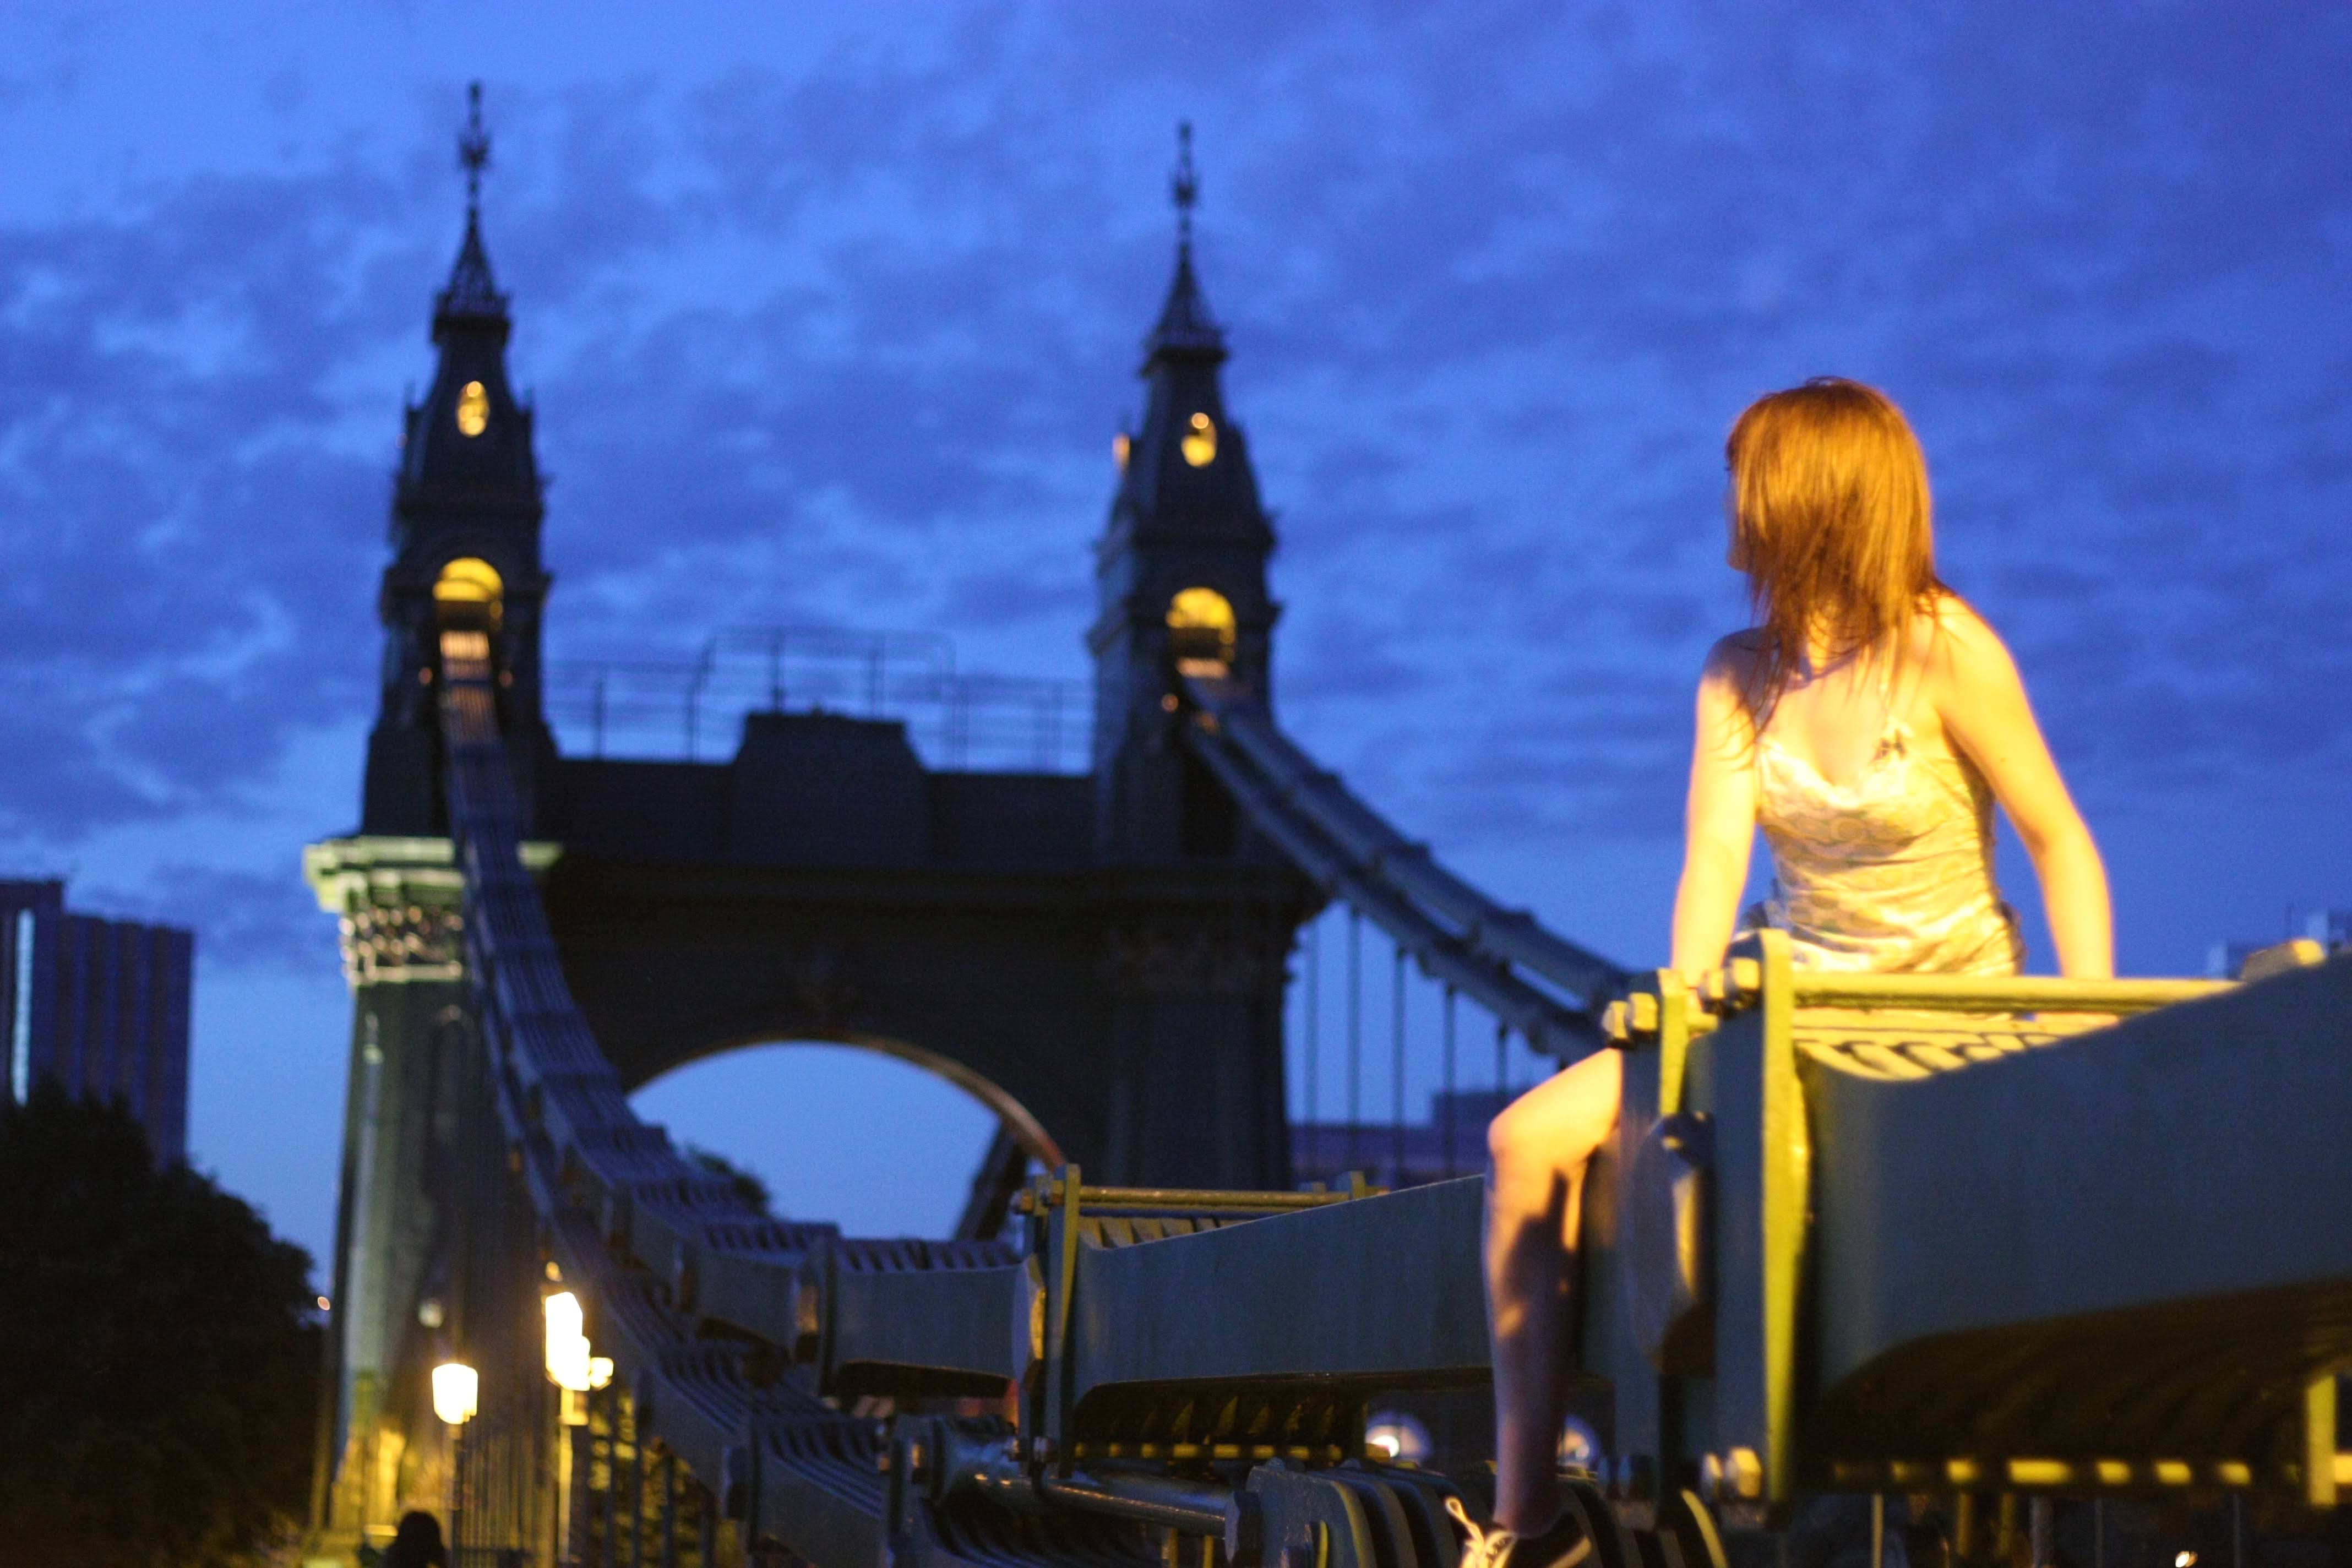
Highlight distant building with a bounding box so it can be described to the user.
[0,880,193,1165]
[2208,908,2350,979]
[1293,1088,1513,1190]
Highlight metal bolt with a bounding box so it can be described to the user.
[1726,1447,1764,1501]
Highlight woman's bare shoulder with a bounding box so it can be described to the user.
[1921,592,2021,683]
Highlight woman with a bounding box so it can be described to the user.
[1458,378,2113,1568]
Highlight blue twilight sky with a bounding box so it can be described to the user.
[0,4,2346,1271]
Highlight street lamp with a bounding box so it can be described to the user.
[544,1292,596,1567]
[544,1291,592,1394]
[432,1360,480,1427]
[434,1360,478,1558]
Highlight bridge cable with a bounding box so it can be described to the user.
[1442,984,1458,1178]
[1304,919,1321,1176]
[1345,910,1362,1173]
[1391,941,1407,1181]
[1175,677,1624,1056]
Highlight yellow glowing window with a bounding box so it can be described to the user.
[1113,432,1132,469]
[433,556,504,629]
[456,380,491,437]
[1180,411,1216,467]
[1167,586,1237,674]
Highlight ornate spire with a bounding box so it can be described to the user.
[459,81,491,216]
[1144,121,1224,364]
[1171,121,1198,252]
[438,83,507,324]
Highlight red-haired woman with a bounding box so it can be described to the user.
[1457,379,2114,1568]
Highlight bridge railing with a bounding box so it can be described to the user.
[543,625,1087,772]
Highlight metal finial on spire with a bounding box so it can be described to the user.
[459,81,492,215]
[1170,121,1198,247]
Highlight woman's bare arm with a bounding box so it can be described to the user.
[1931,602,2114,978]
[1670,640,1762,982]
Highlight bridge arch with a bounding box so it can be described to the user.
[644,1027,1065,1170]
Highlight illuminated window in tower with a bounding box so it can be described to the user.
[1180,411,1217,467]
[456,380,491,438]
[1167,586,1237,677]
[433,556,505,632]
[1113,432,1132,470]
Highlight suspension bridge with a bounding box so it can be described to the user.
[303,116,2352,1568]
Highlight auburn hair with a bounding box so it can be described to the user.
[1724,377,1946,727]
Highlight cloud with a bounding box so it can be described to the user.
[0,1,2345,946]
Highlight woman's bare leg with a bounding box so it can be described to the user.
[1484,1048,1622,1534]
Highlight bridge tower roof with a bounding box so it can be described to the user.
[1105,123,1269,547]
[395,83,541,532]
[1141,133,1225,368]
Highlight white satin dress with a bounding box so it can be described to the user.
[1752,712,2025,977]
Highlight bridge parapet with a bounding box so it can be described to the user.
[1601,933,2350,1528]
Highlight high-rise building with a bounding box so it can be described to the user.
[0,879,193,1165]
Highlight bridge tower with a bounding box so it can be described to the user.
[1091,123,1278,864]
[309,87,550,1550]
[362,83,550,837]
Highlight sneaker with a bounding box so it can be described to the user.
[1445,1495,1592,1568]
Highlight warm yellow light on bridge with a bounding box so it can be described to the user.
[1167,586,1237,676]
[1180,411,1217,467]
[434,557,505,633]
[545,1290,593,1392]
[456,379,491,437]
[434,557,503,606]
[1113,432,1132,469]
[432,1360,479,1427]
[589,1356,614,1390]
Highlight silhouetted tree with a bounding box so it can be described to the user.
[0,1080,318,1568]
[687,1143,773,1215]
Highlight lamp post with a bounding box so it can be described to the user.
[433,1360,478,1563]
[545,1292,595,1565]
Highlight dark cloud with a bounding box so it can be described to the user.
[0,2,2346,945]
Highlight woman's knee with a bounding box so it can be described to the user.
[1485,1092,1544,1173]
[1486,1050,1621,1173]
